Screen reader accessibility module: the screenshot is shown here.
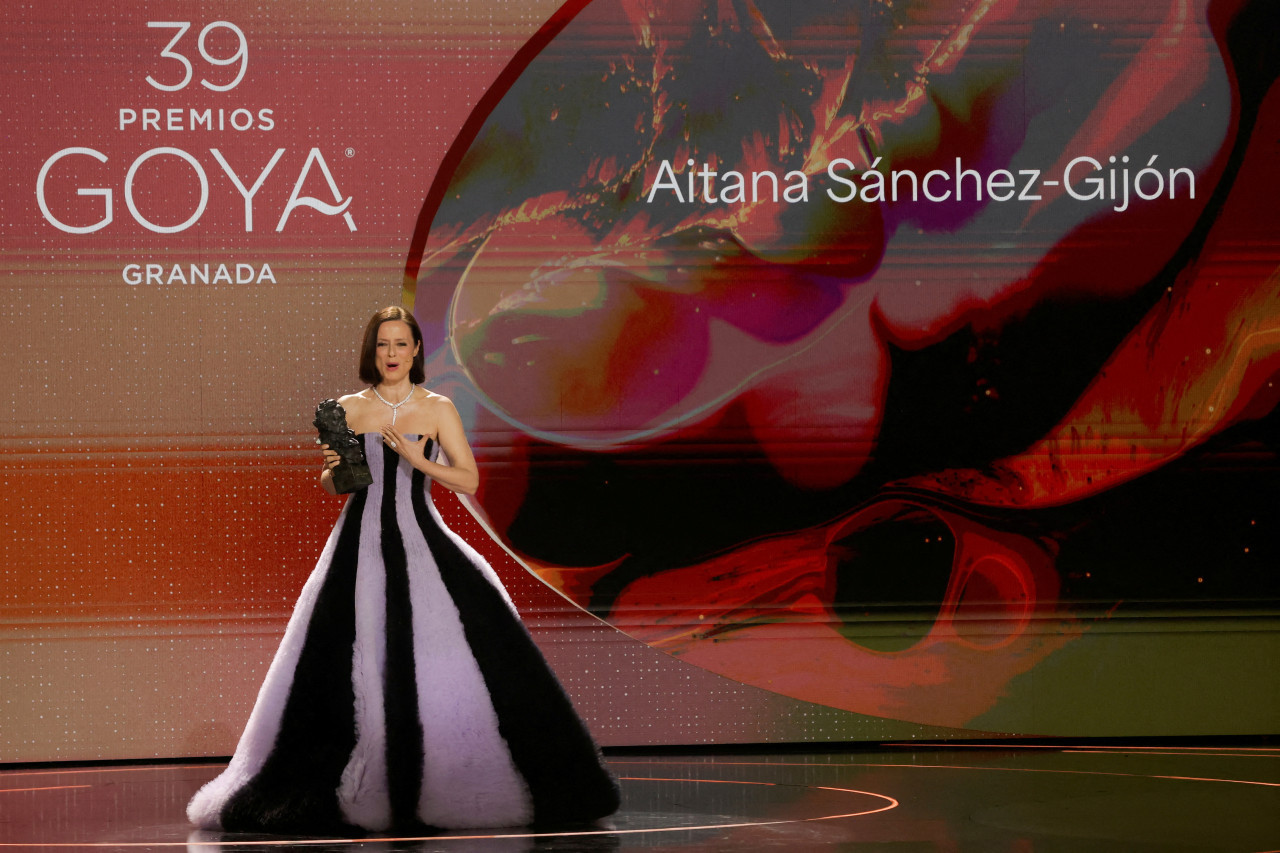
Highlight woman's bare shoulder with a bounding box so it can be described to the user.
[334,390,379,433]
[421,390,463,423]
[336,390,376,421]
[337,390,373,408]
[420,389,456,409]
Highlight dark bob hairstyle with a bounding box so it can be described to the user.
[358,306,426,385]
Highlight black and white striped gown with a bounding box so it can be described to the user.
[187,435,619,833]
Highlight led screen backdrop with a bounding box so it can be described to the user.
[2,0,1278,762]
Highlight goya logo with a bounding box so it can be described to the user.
[35,21,355,235]
[37,146,355,234]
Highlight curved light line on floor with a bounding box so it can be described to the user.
[611,760,1280,787]
[0,776,899,848]
[0,765,219,780]
[1065,749,1280,759]
[884,743,1280,755]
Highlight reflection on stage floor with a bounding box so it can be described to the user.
[1,744,1277,851]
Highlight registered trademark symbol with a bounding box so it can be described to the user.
[345,147,355,158]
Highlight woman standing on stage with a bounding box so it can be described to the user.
[188,305,619,833]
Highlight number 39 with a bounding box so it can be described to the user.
[145,21,248,92]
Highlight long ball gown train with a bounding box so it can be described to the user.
[187,435,620,832]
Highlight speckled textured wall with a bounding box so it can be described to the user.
[3,0,1278,762]
[0,1,952,763]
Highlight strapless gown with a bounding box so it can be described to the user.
[187,435,619,833]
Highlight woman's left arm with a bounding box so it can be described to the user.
[381,397,480,495]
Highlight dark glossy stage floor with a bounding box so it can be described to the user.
[1,745,1277,851]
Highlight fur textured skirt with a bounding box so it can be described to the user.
[187,436,619,833]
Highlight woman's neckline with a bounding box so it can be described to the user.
[357,431,429,439]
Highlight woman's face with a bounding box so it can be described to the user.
[375,320,419,384]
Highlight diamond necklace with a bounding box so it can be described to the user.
[371,384,415,424]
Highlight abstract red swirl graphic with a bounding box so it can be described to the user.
[407,0,1280,728]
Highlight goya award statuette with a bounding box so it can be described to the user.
[314,398,373,494]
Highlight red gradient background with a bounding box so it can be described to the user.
[2,0,1278,762]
